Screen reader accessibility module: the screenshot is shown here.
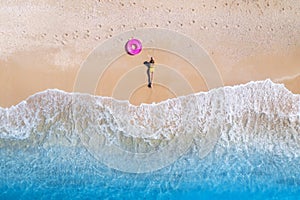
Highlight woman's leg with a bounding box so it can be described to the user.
[150,72,154,83]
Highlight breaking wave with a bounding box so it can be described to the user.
[1,79,299,135]
[1,79,299,152]
[0,79,299,164]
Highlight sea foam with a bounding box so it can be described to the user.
[0,79,299,163]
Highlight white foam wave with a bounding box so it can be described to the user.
[0,79,299,158]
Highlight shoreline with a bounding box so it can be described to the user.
[1,47,299,108]
[0,76,298,109]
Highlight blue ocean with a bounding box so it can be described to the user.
[1,80,300,199]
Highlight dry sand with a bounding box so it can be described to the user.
[0,0,299,107]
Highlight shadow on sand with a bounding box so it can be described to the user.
[144,61,152,88]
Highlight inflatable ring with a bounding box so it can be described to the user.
[125,39,142,55]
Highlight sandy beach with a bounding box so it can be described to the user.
[0,0,299,107]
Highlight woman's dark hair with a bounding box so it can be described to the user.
[150,57,155,63]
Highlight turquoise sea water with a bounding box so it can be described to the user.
[1,80,300,199]
[1,145,300,199]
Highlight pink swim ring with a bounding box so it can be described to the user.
[125,39,142,55]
